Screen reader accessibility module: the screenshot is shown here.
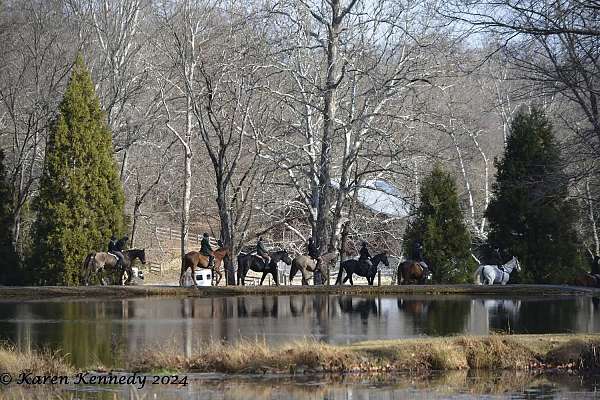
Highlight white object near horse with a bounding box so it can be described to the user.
[183,268,213,287]
[473,256,521,285]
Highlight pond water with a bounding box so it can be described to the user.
[1,372,600,399]
[0,294,599,367]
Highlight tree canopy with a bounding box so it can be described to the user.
[403,165,475,283]
[486,108,585,283]
[30,55,125,286]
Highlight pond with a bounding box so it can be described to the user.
[2,371,600,399]
[0,294,599,368]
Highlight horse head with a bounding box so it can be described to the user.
[273,250,293,266]
[513,256,520,272]
[129,248,146,264]
[377,251,390,267]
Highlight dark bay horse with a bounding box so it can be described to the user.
[237,250,293,286]
[289,252,338,285]
[83,249,146,285]
[179,247,231,287]
[398,260,432,284]
[336,252,389,286]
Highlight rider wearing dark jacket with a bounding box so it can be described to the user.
[413,240,424,262]
[307,237,319,260]
[257,237,270,264]
[200,233,214,267]
[108,234,127,269]
[359,241,371,262]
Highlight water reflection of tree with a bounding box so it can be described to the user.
[60,301,116,368]
[515,300,578,334]
[398,299,471,335]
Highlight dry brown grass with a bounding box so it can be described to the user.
[129,334,600,374]
[0,344,73,377]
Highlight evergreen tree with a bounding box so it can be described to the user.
[486,107,584,283]
[30,55,125,286]
[403,165,475,283]
[0,149,20,284]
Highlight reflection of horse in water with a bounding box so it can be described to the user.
[289,296,307,317]
[236,296,279,318]
[479,299,522,316]
[397,299,430,317]
[338,297,378,319]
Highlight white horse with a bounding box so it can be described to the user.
[473,256,521,285]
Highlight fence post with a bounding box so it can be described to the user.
[378,270,381,286]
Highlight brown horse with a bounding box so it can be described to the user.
[575,273,600,288]
[179,247,231,287]
[398,260,432,284]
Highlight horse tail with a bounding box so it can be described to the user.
[82,252,94,284]
[473,265,484,285]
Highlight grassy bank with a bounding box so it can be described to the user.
[0,284,599,300]
[1,335,599,377]
[129,334,600,374]
[0,345,73,377]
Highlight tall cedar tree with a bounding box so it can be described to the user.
[0,149,20,284]
[30,56,125,286]
[403,165,475,283]
[486,108,584,283]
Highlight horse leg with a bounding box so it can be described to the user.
[190,265,200,288]
[260,271,268,286]
[289,265,297,285]
[240,267,246,286]
[216,269,222,286]
[301,269,309,285]
[124,264,133,285]
[336,267,343,285]
[273,270,279,286]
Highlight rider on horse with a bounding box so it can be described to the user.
[257,237,271,265]
[108,234,128,270]
[413,240,429,270]
[307,237,319,260]
[200,233,214,267]
[359,241,372,268]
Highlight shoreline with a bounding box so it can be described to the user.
[2,334,599,377]
[129,334,600,374]
[0,284,599,300]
